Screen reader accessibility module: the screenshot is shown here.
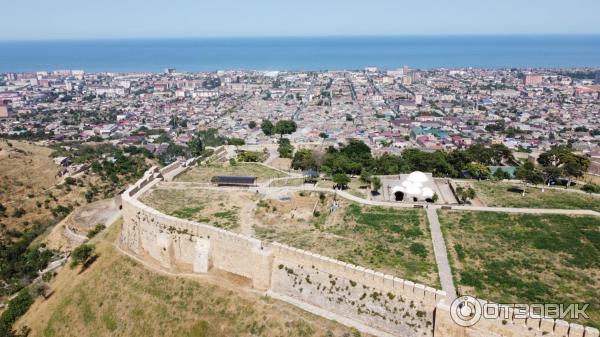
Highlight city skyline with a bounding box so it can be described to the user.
[2,0,600,41]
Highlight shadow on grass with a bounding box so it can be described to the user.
[78,254,99,274]
[507,186,524,194]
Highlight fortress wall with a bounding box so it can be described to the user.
[434,303,599,337]
[121,174,273,288]
[268,242,444,337]
[119,169,600,337]
[159,160,182,176]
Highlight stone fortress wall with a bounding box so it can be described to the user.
[118,164,599,337]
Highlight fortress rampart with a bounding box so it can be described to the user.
[118,166,599,337]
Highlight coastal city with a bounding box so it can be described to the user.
[3,0,600,336]
[1,67,600,173]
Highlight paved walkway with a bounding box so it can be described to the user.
[426,206,457,301]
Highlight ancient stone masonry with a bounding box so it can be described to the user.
[269,242,443,337]
[119,167,600,337]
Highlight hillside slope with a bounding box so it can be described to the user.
[17,220,366,337]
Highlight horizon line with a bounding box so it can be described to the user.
[2,33,600,43]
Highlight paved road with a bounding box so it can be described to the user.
[426,206,457,301]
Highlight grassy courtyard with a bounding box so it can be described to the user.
[175,162,288,183]
[255,195,439,287]
[473,181,600,212]
[139,188,252,231]
[438,210,600,329]
[142,185,439,287]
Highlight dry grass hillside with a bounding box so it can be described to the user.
[0,140,86,241]
[17,220,369,337]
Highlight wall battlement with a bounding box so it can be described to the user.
[119,167,600,337]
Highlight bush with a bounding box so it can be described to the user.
[409,243,427,258]
[51,205,72,218]
[582,183,600,194]
[70,244,94,268]
[87,223,106,239]
[12,208,25,218]
[237,151,264,163]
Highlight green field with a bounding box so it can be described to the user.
[439,210,600,329]
[256,202,439,287]
[140,188,247,231]
[175,163,288,183]
[473,181,600,212]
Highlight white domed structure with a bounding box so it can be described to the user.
[407,171,428,183]
[389,171,436,202]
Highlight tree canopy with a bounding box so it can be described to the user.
[261,120,274,136]
[274,120,297,136]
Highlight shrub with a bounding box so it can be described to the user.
[12,208,25,218]
[582,183,600,194]
[409,243,427,258]
[70,244,94,268]
[87,223,106,239]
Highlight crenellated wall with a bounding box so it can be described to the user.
[269,242,444,336]
[118,167,600,337]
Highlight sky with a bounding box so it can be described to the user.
[2,0,600,40]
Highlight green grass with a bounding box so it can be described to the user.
[473,181,600,212]
[334,205,435,283]
[140,189,242,231]
[211,209,239,229]
[255,202,439,287]
[439,210,600,329]
[170,207,203,220]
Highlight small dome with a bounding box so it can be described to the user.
[405,185,421,196]
[391,185,405,194]
[407,171,428,183]
[422,187,434,199]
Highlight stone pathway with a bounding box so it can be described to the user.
[425,206,457,301]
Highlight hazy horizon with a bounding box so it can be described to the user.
[3,33,600,43]
[2,0,600,40]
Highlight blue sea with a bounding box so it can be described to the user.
[1,35,599,73]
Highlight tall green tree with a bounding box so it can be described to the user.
[291,148,316,170]
[188,133,205,157]
[537,146,590,188]
[274,120,297,137]
[261,120,274,136]
[278,138,294,158]
[332,173,350,189]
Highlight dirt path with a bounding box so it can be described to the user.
[44,199,120,252]
[238,195,259,236]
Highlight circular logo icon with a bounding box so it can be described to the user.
[450,296,483,327]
